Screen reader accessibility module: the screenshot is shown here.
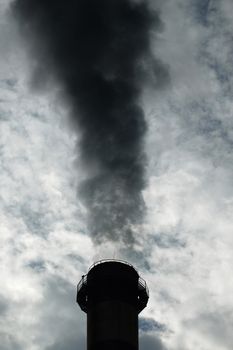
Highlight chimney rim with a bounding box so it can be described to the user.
[88,258,138,273]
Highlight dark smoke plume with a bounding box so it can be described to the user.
[12,0,168,245]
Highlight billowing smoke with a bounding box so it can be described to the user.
[12,0,168,246]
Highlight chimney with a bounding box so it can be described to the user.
[77,259,149,350]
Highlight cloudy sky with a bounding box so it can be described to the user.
[1,0,233,349]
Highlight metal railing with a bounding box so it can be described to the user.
[138,276,149,297]
[77,274,87,293]
[88,259,136,272]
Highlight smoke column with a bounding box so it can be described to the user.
[12,0,168,246]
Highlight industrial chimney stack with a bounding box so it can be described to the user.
[77,260,149,350]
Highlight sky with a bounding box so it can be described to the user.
[1,0,233,349]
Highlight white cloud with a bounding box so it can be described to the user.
[140,1,233,349]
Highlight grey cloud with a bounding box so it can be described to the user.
[0,78,18,91]
[46,335,85,350]
[0,297,8,315]
[139,317,167,333]
[0,333,23,350]
[27,260,46,272]
[191,0,212,25]
[185,311,233,349]
[37,276,86,347]
[153,233,186,249]
[0,72,85,242]
[0,109,12,121]
[198,2,233,95]
[20,203,49,237]
[140,334,166,350]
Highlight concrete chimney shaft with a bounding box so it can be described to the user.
[77,260,149,350]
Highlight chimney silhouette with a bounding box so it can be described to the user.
[77,259,149,350]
